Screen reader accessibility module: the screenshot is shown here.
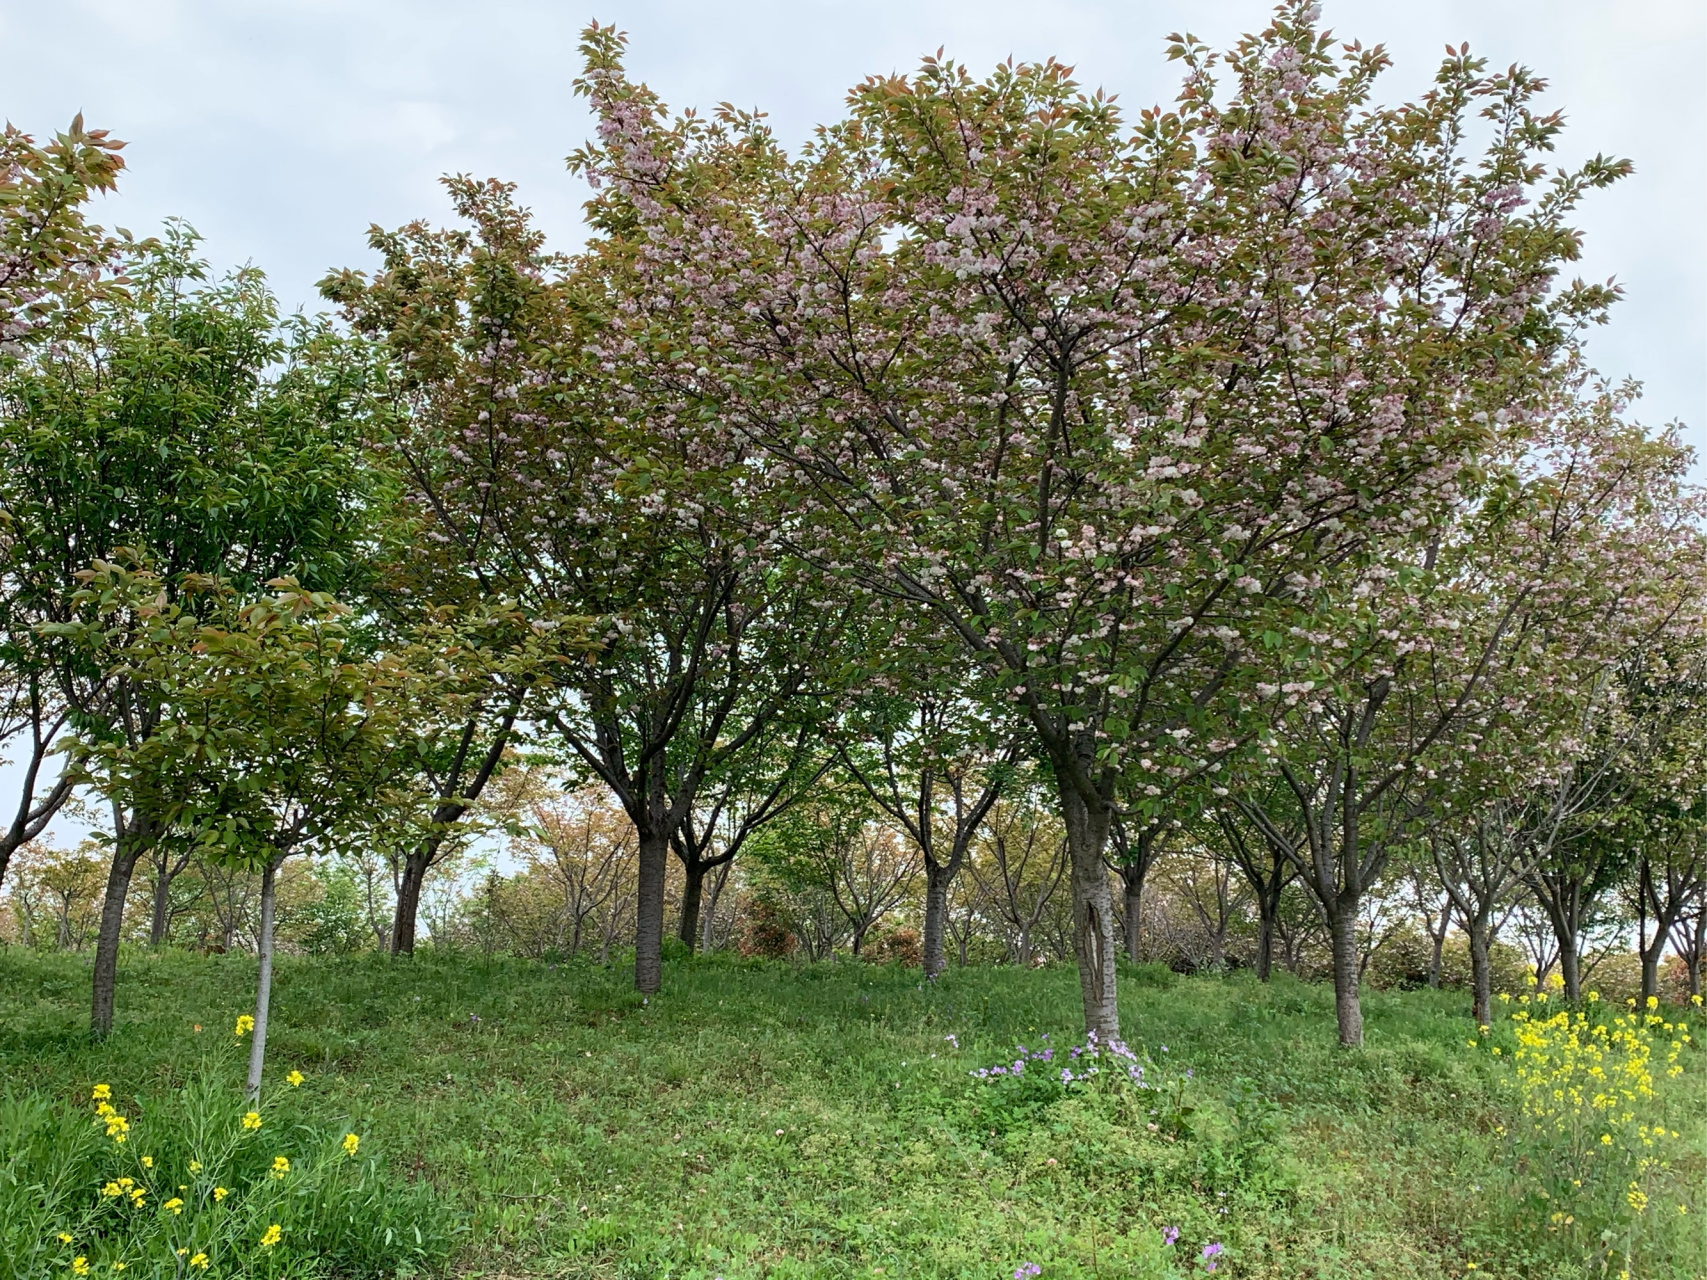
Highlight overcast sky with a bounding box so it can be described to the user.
[2,0,1703,850]
[4,0,1702,434]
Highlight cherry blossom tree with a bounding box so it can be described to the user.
[570,3,1627,1035]
[323,177,846,994]
[835,623,1018,975]
[1236,384,1706,1042]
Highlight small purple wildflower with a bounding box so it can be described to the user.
[1201,1242,1222,1271]
[1013,1264,1041,1280]
[1163,1226,1179,1246]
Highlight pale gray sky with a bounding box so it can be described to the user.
[1,1,1703,851]
[3,0,1702,434]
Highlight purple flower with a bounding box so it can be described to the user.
[1163,1226,1179,1246]
[1013,1264,1041,1280]
[1201,1243,1223,1264]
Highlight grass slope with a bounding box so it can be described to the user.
[1,948,1700,1279]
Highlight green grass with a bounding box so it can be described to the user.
[1,947,1700,1279]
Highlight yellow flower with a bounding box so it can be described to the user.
[127,1188,145,1206]
[91,1085,111,1102]
[72,1258,89,1276]
[187,1160,202,1173]
[342,1133,360,1157]
[213,1187,228,1202]
[188,1254,209,1271]
[1645,996,1658,1010]
[163,1198,184,1215]
[1601,1134,1612,1145]
[140,1156,152,1169]
[235,1015,255,1037]
[176,1250,187,1258]
[58,1233,73,1244]
[286,1070,304,1088]
[241,1111,261,1131]
[270,1155,290,1179]
[111,1264,125,1273]
[1627,1185,1648,1213]
[259,1223,282,1249]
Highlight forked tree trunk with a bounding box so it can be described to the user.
[701,861,730,953]
[1058,781,1119,1040]
[634,827,668,994]
[922,861,951,979]
[1329,906,1364,1047]
[147,848,192,947]
[246,857,282,1100]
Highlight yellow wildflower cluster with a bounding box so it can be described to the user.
[91,1085,129,1145]
[234,1014,255,1037]
[1479,993,1690,1142]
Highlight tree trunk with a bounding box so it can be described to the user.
[677,859,706,951]
[922,861,950,979]
[1468,914,1492,1026]
[149,866,172,947]
[246,858,280,1100]
[1428,923,1447,990]
[634,827,668,994]
[1557,933,1581,1004]
[1122,869,1143,964]
[389,842,435,956]
[91,845,143,1038]
[1058,780,1119,1040]
[147,852,187,948]
[1255,906,1274,982]
[1675,910,1705,998]
[701,861,729,953]
[1329,906,1364,1047]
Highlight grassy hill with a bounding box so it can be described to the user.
[1,948,1699,1279]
